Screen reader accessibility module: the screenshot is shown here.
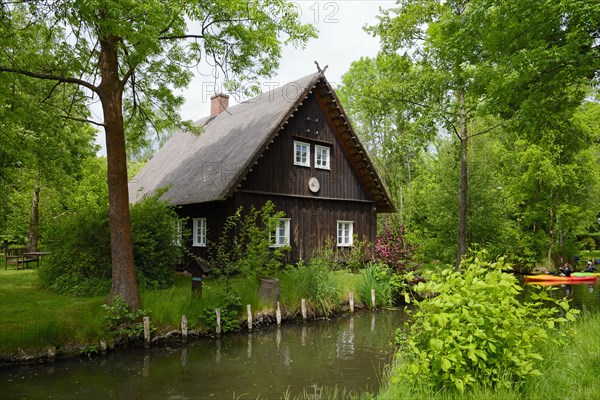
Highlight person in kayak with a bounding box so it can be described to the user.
[584,261,596,273]
[559,262,572,277]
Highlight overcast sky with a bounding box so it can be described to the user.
[94,1,395,153]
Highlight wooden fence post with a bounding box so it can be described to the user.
[371,289,376,308]
[181,315,188,341]
[247,304,253,330]
[349,292,354,313]
[215,308,221,335]
[301,298,307,321]
[276,301,282,325]
[143,316,150,347]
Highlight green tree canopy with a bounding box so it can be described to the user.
[366,0,599,264]
[1,1,316,309]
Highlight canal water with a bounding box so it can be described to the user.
[1,281,598,400]
[0,310,408,400]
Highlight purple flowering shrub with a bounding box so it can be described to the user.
[375,219,419,274]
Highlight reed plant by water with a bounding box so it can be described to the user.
[281,258,341,316]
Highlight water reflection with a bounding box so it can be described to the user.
[522,280,600,313]
[336,316,355,360]
[0,310,405,400]
[3,283,596,400]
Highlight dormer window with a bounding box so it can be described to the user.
[315,145,330,170]
[294,141,310,167]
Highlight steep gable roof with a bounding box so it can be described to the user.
[129,72,395,213]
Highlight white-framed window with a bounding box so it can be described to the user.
[294,141,310,167]
[173,220,183,246]
[270,218,290,247]
[337,221,353,247]
[192,218,207,247]
[315,145,330,170]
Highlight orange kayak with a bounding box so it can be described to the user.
[524,274,597,284]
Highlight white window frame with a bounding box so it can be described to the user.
[315,145,330,170]
[192,218,207,247]
[337,221,354,247]
[294,141,311,167]
[173,220,183,246]
[270,218,291,247]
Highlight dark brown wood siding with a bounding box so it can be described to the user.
[234,192,376,263]
[176,200,234,261]
[176,92,380,269]
[240,92,371,201]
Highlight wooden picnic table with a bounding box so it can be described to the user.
[20,252,48,269]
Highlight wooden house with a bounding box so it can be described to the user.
[128,72,395,268]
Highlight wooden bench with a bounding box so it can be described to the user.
[3,247,39,270]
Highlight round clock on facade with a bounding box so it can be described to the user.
[308,177,320,193]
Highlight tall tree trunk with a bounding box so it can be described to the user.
[457,90,468,266]
[27,185,40,252]
[98,36,140,310]
[406,156,413,228]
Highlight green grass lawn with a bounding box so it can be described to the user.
[0,269,106,355]
[1,267,367,357]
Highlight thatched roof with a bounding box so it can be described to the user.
[129,72,395,212]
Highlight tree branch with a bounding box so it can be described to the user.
[0,66,98,93]
[159,34,205,40]
[467,123,503,139]
[441,114,461,141]
[60,115,104,127]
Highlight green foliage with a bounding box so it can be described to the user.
[0,9,96,247]
[102,296,151,341]
[392,252,578,393]
[357,262,392,308]
[239,201,290,280]
[286,258,340,316]
[339,235,370,273]
[410,135,513,264]
[1,0,317,310]
[580,236,596,251]
[130,192,182,289]
[199,291,242,334]
[338,53,434,212]
[40,178,182,295]
[205,208,244,292]
[308,238,338,271]
[207,201,290,287]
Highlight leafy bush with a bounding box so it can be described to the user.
[392,252,578,393]
[130,194,182,289]
[580,236,596,251]
[338,235,371,273]
[200,291,242,333]
[102,295,151,342]
[287,258,340,316]
[205,209,244,292]
[40,193,182,295]
[375,219,418,273]
[238,201,290,280]
[39,202,112,295]
[206,201,290,286]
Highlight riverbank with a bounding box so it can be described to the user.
[0,268,367,365]
[375,311,600,400]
